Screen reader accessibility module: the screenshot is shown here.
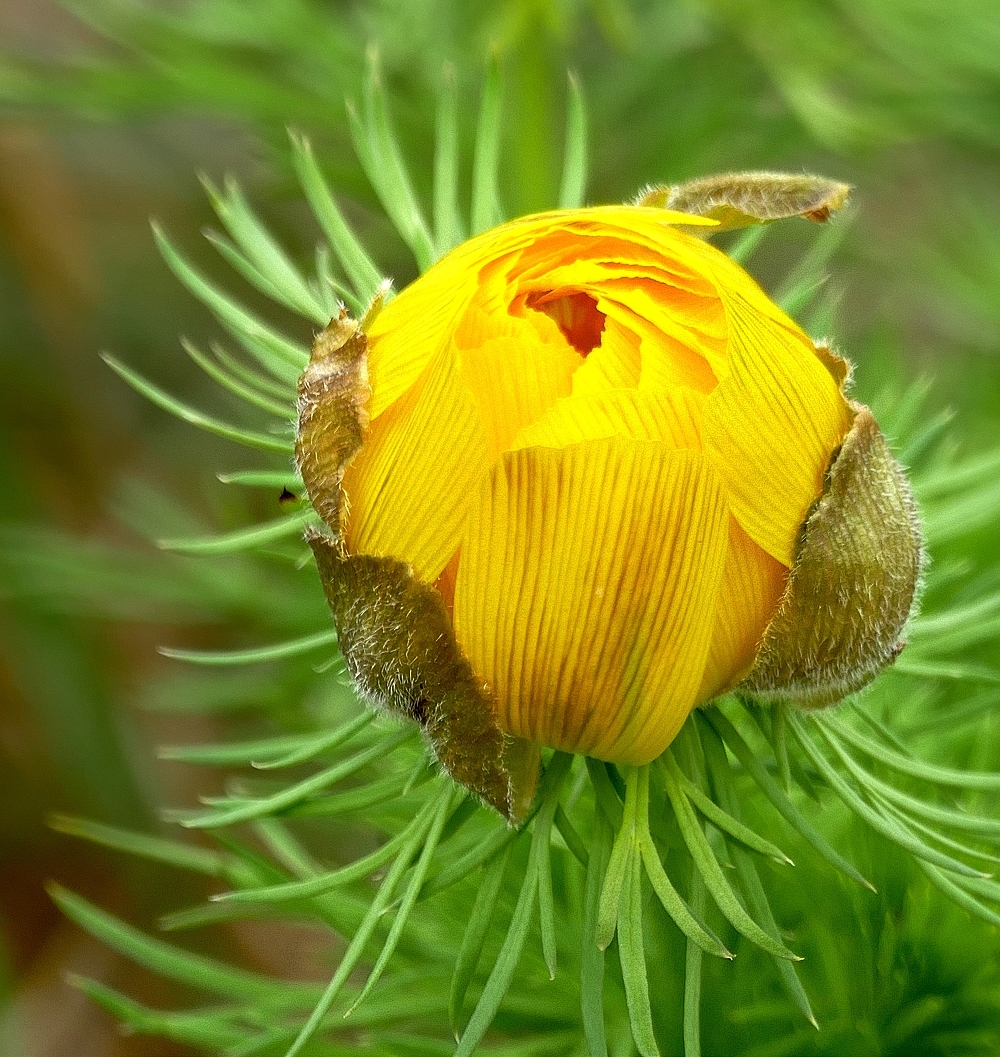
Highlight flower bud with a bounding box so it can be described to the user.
[296,181,921,819]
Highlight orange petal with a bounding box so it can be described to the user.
[453,438,729,764]
[343,347,489,583]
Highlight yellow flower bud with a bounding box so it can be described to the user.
[297,196,921,819]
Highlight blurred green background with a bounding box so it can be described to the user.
[2,1,1000,1054]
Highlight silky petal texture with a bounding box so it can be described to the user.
[698,517,788,701]
[453,439,730,764]
[511,387,705,451]
[364,207,716,419]
[586,278,728,379]
[342,348,489,583]
[458,336,581,459]
[454,297,565,350]
[568,311,642,395]
[703,281,854,567]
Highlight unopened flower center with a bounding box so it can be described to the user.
[526,289,606,355]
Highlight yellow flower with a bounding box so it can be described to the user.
[297,194,921,819]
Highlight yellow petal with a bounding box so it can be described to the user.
[453,438,730,764]
[593,277,729,379]
[512,386,705,451]
[569,313,642,396]
[365,207,717,419]
[514,250,718,300]
[365,266,476,420]
[343,347,489,582]
[459,335,581,459]
[454,296,564,350]
[697,517,788,701]
[702,282,853,567]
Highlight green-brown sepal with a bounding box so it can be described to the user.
[738,404,922,709]
[638,172,851,232]
[297,311,538,821]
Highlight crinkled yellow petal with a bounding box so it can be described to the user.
[453,439,729,764]
[703,283,853,567]
[592,278,728,379]
[454,297,565,350]
[514,254,718,301]
[365,208,716,419]
[365,267,476,421]
[459,335,581,459]
[511,386,704,451]
[569,313,641,396]
[697,517,788,701]
[343,347,489,583]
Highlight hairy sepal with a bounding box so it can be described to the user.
[738,404,922,709]
[638,172,851,233]
[297,311,537,821]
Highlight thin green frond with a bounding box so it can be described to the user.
[916,447,1000,501]
[157,511,313,555]
[726,225,768,264]
[581,797,611,1057]
[289,772,415,819]
[671,765,793,865]
[353,47,435,272]
[49,815,228,877]
[211,341,298,401]
[787,713,990,879]
[619,845,659,1057]
[70,977,249,1050]
[554,804,589,869]
[471,55,504,235]
[160,729,351,767]
[775,211,851,316]
[824,712,1000,790]
[217,469,303,489]
[682,867,705,1057]
[283,791,444,1057]
[152,222,307,383]
[638,835,731,960]
[450,845,512,1038]
[178,725,415,828]
[453,833,539,1057]
[252,711,372,769]
[49,885,317,1004]
[289,130,384,305]
[433,64,463,257]
[661,751,801,962]
[558,72,588,209]
[203,174,329,324]
[345,785,459,1016]
[919,862,1000,929]
[181,338,295,417]
[706,709,873,889]
[535,753,574,979]
[159,628,337,666]
[700,719,817,1029]
[101,354,294,453]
